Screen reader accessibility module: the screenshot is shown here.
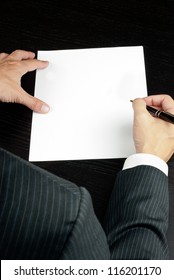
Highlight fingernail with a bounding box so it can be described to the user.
[40,104,50,113]
[42,60,49,64]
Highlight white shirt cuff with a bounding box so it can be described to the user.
[123,153,168,176]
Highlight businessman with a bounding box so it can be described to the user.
[0,50,174,259]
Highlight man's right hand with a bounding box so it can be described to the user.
[132,94,174,162]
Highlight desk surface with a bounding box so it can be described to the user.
[0,0,174,259]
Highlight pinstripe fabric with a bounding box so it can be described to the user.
[0,148,79,259]
[103,165,169,259]
[60,188,110,259]
[0,148,169,259]
[0,148,109,259]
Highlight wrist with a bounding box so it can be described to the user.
[123,153,168,176]
[135,142,173,163]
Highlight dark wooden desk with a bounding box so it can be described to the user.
[0,0,174,259]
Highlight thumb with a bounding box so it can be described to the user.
[132,98,147,115]
[20,90,50,113]
[131,98,151,125]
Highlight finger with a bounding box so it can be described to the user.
[0,52,9,61]
[20,89,50,113]
[143,94,174,114]
[132,98,152,125]
[22,59,49,73]
[132,98,148,114]
[7,50,35,61]
[15,59,49,76]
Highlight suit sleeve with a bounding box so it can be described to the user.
[60,187,110,260]
[103,165,169,259]
[0,148,110,260]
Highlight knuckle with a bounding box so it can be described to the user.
[0,52,8,57]
[11,49,22,56]
[31,97,40,111]
[14,90,25,104]
[6,60,22,69]
[8,49,25,61]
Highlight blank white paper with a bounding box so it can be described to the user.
[29,47,147,161]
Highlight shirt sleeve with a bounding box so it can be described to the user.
[123,153,168,176]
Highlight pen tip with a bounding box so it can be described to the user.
[130,100,133,102]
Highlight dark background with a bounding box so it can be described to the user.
[0,0,174,259]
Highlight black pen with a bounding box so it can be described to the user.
[130,100,174,124]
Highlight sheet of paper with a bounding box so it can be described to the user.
[29,46,147,161]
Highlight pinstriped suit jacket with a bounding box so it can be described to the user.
[0,148,169,259]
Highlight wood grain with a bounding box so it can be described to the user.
[0,0,174,259]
